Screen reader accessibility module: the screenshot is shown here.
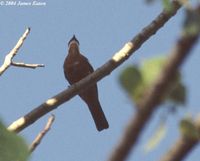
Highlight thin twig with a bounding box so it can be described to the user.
[11,62,45,69]
[7,1,181,133]
[29,114,55,153]
[0,28,30,76]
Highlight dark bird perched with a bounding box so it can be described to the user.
[63,35,109,131]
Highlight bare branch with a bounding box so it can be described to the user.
[159,137,198,161]
[29,114,55,153]
[11,62,45,69]
[0,28,30,76]
[159,116,200,161]
[7,1,181,133]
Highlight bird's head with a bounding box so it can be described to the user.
[68,35,80,55]
[68,35,79,48]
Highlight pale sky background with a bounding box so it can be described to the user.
[0,0,200,161]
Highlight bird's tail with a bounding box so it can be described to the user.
[88,101,109,131]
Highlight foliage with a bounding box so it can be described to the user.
[0,120,29,161]
[180,116,200,140]
[183,8,200,36]
[119,56,186,106]
[144,121,167,152]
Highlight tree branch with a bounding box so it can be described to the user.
[159,116,200,161]
[7,0,181,133]
[158,5,200,160]
[29,114,55,153]
[107,8,200,161]
[11,62,45,69]
[0,28,30,76]
[0,27,44,76]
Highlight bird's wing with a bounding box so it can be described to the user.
[80,53,94,73]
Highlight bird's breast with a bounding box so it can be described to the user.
[64,54,93,84]
[72,60,80,66]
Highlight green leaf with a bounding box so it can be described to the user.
[140,56,166,86]
[168,82,186,105]
[0,121,29,161]
[162,0,173,12]
[119,66,142,95]
[119,56,187,106]
[183,9,200,36]
[179,117,200,139]
[144,122,167,153]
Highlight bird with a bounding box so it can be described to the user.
[63,35,109,131]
